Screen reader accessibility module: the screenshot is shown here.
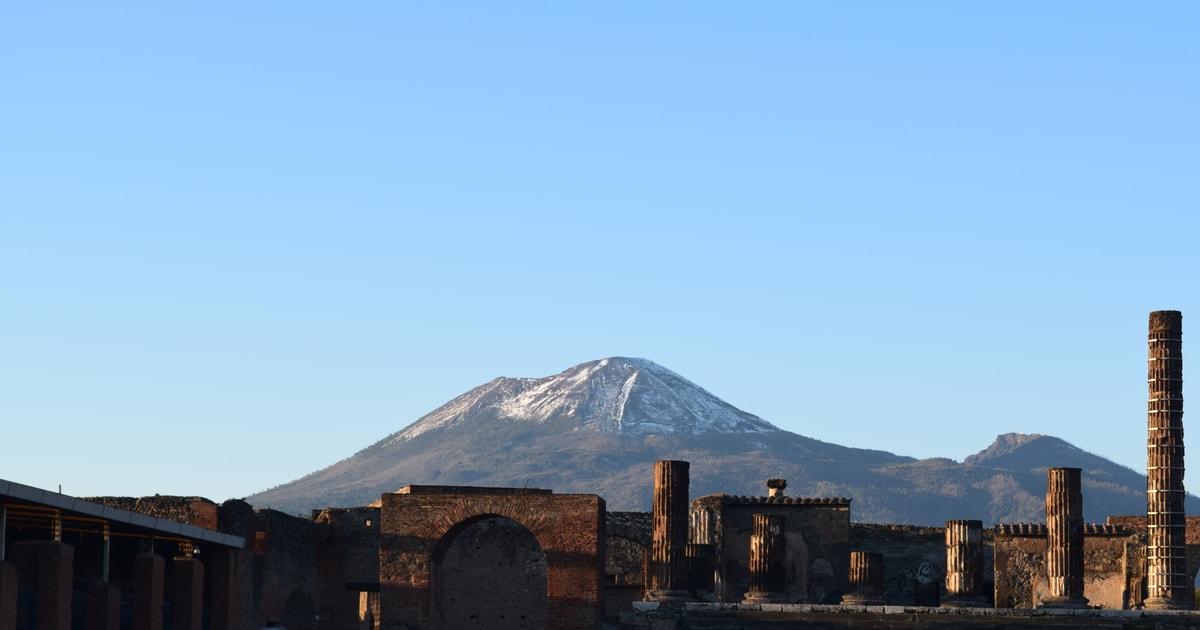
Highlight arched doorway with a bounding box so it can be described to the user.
[431,516,547,629]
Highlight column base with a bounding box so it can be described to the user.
[940,595,988,608]
[1143,596,1193,611]
[742,591,788,604]
[841,594,885,606]
[1039,596,1089,610]
[645,589,693,602]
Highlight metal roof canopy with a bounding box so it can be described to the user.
[0,478,245,549]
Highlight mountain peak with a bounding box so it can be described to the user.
[388,357,779,445]
[964,433,1080,468]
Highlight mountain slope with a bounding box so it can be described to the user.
[247,358,1186,525]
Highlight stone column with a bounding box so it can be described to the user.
[842,551,885,606]
[35,542,73,630]
[1041,467,1087,609]
[86,582,120,630]
[647,460,691,601]
[132,552,165,630]
[942,520,987,607]
[172,558,204,630]
[743,514,786,603]
[0,561,17,630]
[209,548,242,630]
[1146,310,1191,609]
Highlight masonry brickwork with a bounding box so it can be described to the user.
[378,486,605,630]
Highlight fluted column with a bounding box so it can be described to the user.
[942,520,986,607]
[1146,310,1191,609]
[842,551,885,606]
[647,460,692,601]
[743,514,786,603]
[1041,467,1087,609]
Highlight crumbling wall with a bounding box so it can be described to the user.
[86,495,219,530]
[605,511,651,618]
[849,523,989,606]
[993,523,1132,609]
[691,496,850,604]
[313,507,381,630]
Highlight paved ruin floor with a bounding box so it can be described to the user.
[616,602,1200,629]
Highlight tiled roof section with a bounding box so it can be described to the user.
[720,496,851,506]
[994,523,1128,536]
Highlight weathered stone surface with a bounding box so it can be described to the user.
[743,514,786,603]
[843,551,885,606]
[1042,468,1087,609]
[1146,310,1191,610]
[648,460,691,601]
[942,520,986,608]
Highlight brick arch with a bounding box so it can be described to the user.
[432,515,547,629]
[380,488,605,630]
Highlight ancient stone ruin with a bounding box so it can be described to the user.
[2,310,1198,629]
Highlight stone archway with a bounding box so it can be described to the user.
[432,515,548,629]
[379,486,605,630]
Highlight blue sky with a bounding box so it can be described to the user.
[3,4,1197,504]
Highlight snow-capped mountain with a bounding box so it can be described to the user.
[246,358,1183,525]
[391,357,777,443]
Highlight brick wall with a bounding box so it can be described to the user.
[380,489,605,629]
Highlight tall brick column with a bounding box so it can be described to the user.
[743,514,786,604]
[647,460,691,601]
[842,551,884,606]
[132,553,164,630]
[209,548,243,630]
[0,561,16,630]
[87,582,120,630]
[35,542,73,630]
[1041,467,1087,609]
[942,520,986,608]
[1146,310,1191,609]
[172,558,204,630]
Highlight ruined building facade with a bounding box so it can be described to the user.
[2,311,1197,629]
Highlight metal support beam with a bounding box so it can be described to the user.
[102,523,111,582]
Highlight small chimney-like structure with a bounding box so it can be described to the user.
[766,479,787,498]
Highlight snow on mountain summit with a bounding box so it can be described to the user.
[390,357,780,444]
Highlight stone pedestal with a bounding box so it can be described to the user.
[209,549,242,630]
[1145,310,1192,610]
[647,460,692,601]
[172,558,204,630]
[1041,467,1088,609]
[742,514,786,604]
[842,551,884,606]
[35,542,73,630]
[86,582,120,630]
[132,553,164,630]
[0,561,17,630]
[942,520,987,608]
